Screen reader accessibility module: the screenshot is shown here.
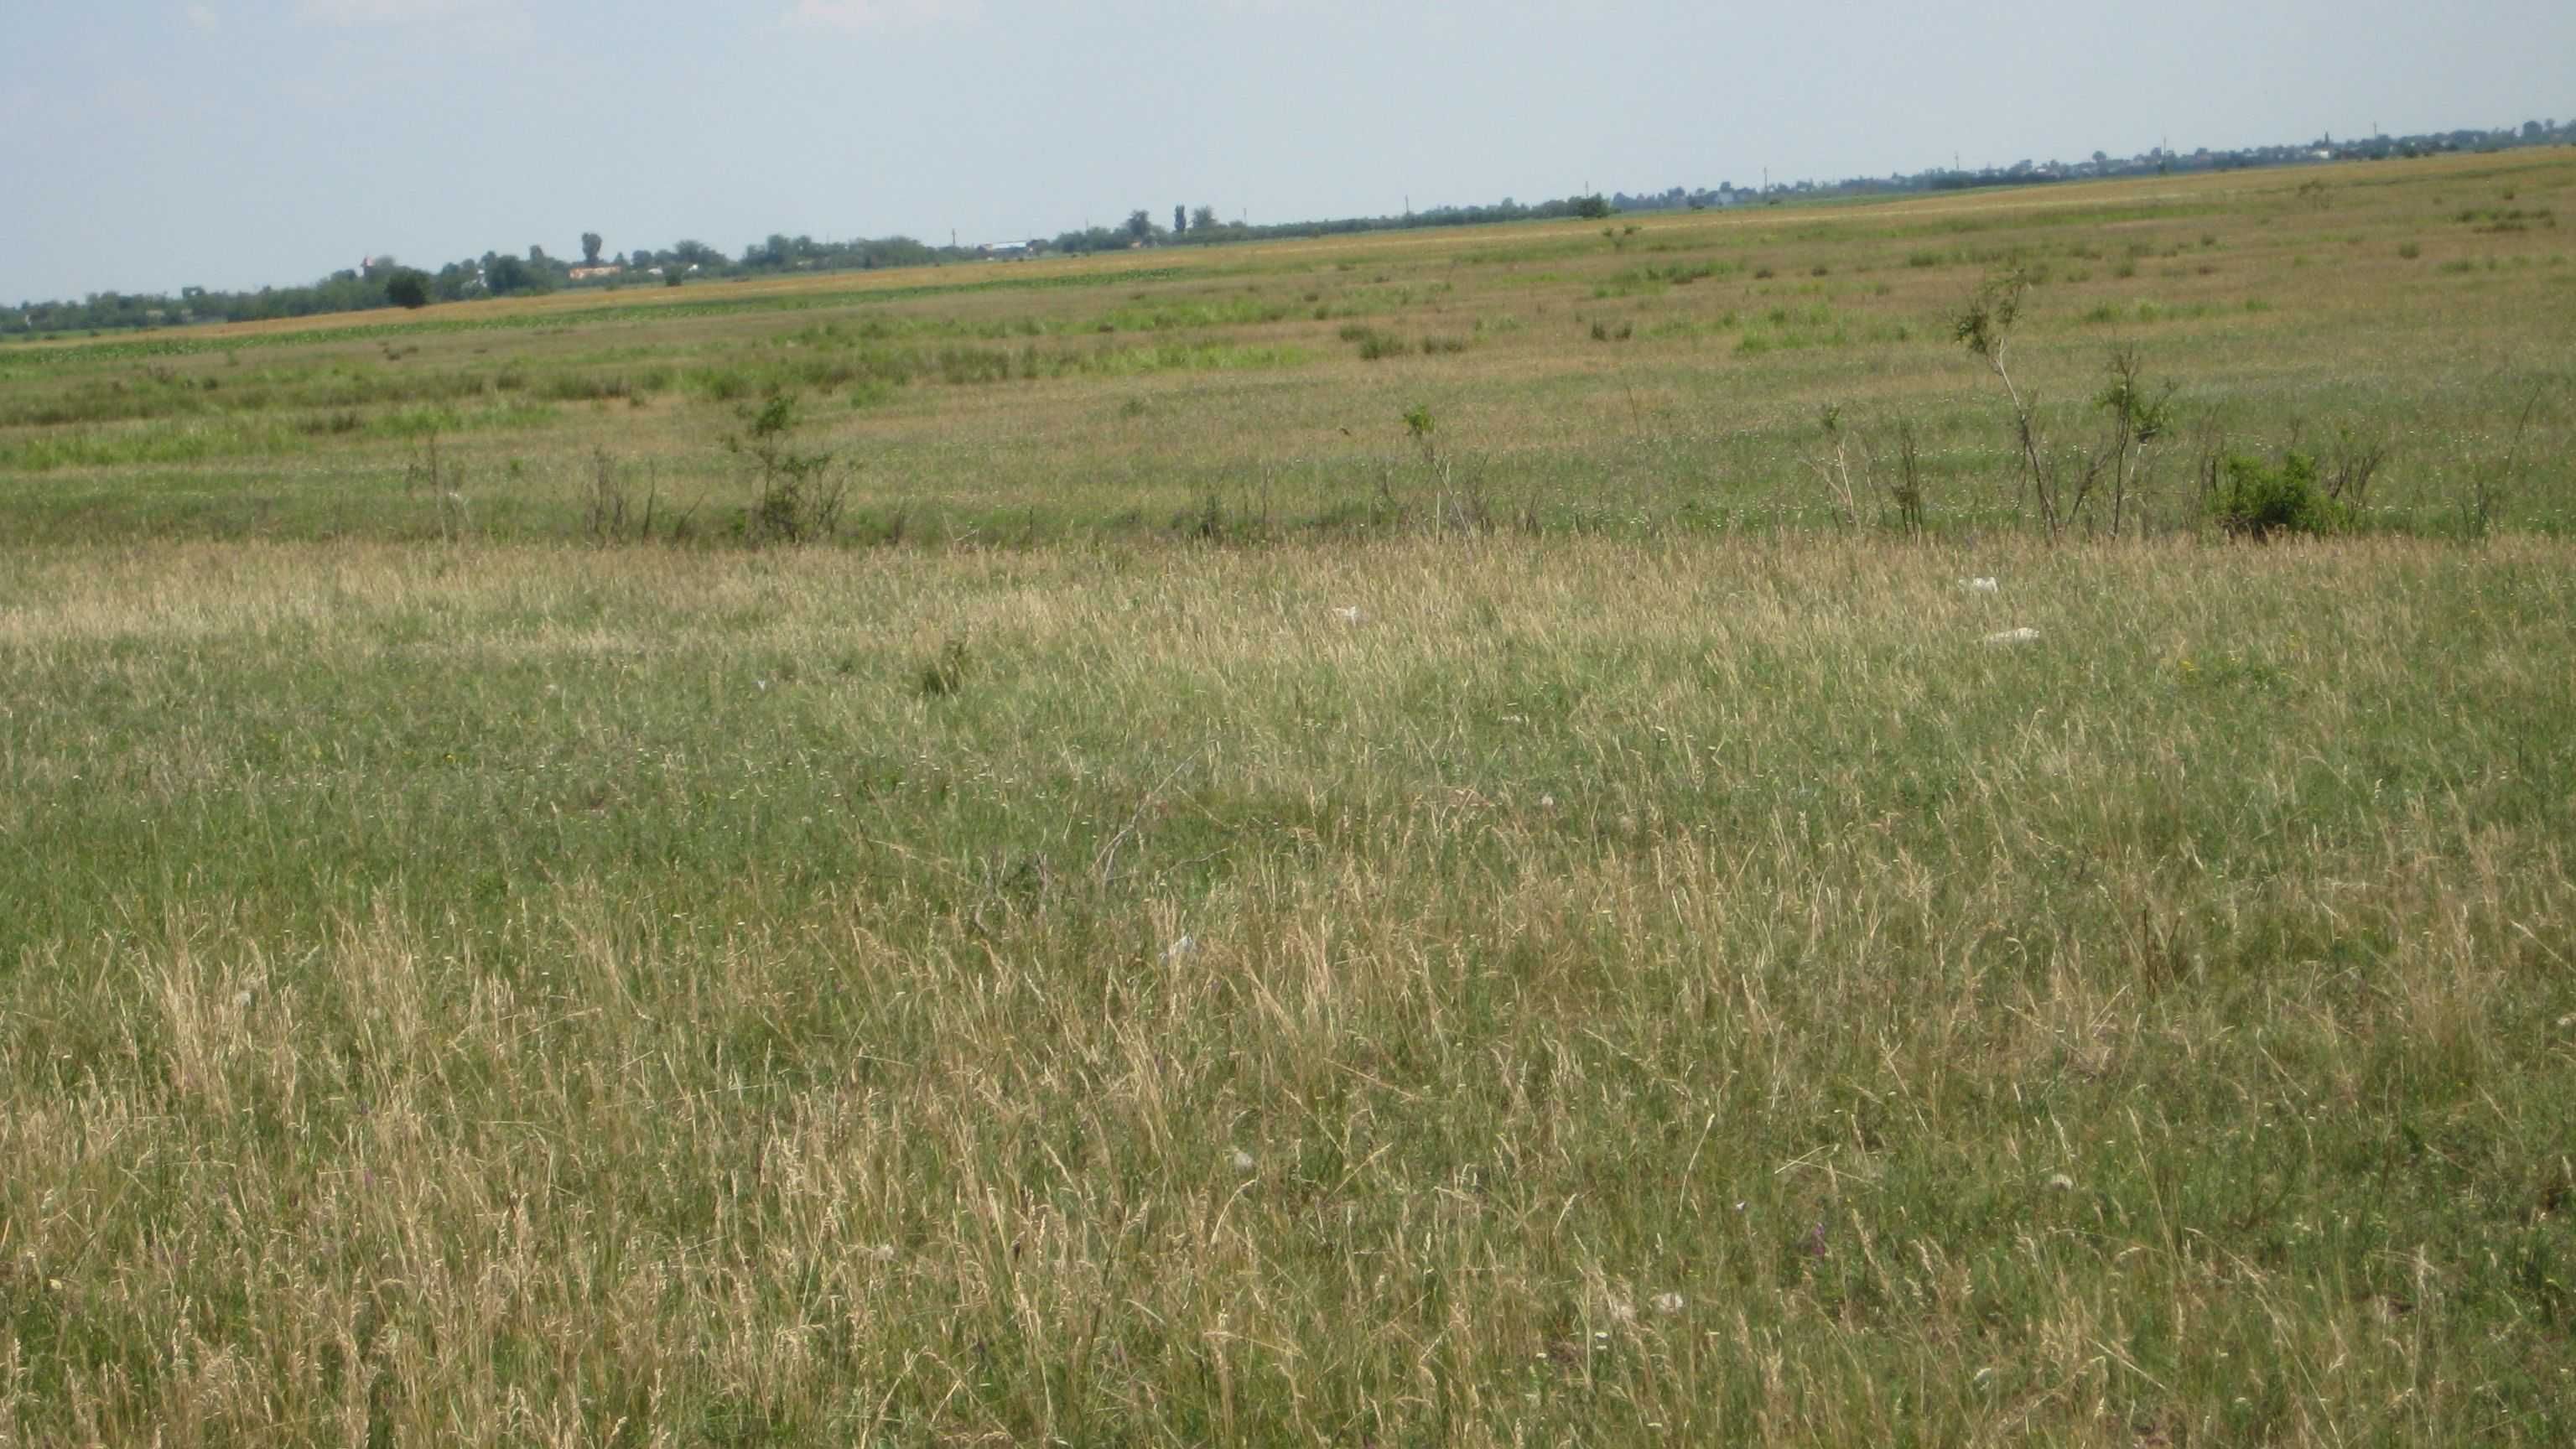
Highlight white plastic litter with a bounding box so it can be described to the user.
[1984,627,2042,645]
[1333,605,1366,625]
[1161,933,1198,964]
[1959,576,2000,593]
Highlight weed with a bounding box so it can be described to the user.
[727,391,845,544]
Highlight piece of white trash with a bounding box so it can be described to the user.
[1333,605,1366,625]
[1984,627,2041,645]
[1231,1149,1257,1173]
[1959,576,2000,593]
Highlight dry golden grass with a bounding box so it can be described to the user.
[3,533,2573,1442]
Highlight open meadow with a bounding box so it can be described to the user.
[4,150,2572,543]
[3,153,2576,1445]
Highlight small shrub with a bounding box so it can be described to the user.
[728,391,844,545]
[2397,242,2422,259]
[2213,451,2340,539]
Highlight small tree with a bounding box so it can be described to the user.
[1126,210,1155,243]
[581,231,604,266]
[384,269,431,309]
[1174,205,1188,236]
[1191,205,1218,232]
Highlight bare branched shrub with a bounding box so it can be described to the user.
[2320,425,2391,514]
[1887,420,1928,535]
[1807,404,1864,529]
[1956,276,2190,540]
[1405,403,1491,535]
[2467,379,2557,538]
[403,433,477,543]
[582,447,667,544]
[1809,407,1930,535]
[729,392,846,545]
[1952,267,2072,536]
[2095,345,2176,538]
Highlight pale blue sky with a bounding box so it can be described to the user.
[4,1,2568,302]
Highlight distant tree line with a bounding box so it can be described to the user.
[8,113,2568,340]
[1043,193,1620,256]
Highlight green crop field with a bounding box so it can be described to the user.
[3,153,2575,1445]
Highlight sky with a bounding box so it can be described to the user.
[3,1,2569,303]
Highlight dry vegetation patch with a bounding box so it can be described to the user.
[2,536,2573,1442]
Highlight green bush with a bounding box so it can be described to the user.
[2212,451,2341,539]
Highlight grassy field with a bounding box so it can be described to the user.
[4,150,2571,543]
[4,153,2576,1445]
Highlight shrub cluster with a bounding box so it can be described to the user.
[2212,451,2341,539]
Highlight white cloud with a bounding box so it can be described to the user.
[185,4,221,32]
[787,0,984,33]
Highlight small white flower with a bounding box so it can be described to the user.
[231,989,255,1011]
[2047,1173,2076,1192]
[868,1243,897,1263]
[1537,793,1556,810]
[1650,1291,1686,1316]
[1231,1149,1256,1173]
